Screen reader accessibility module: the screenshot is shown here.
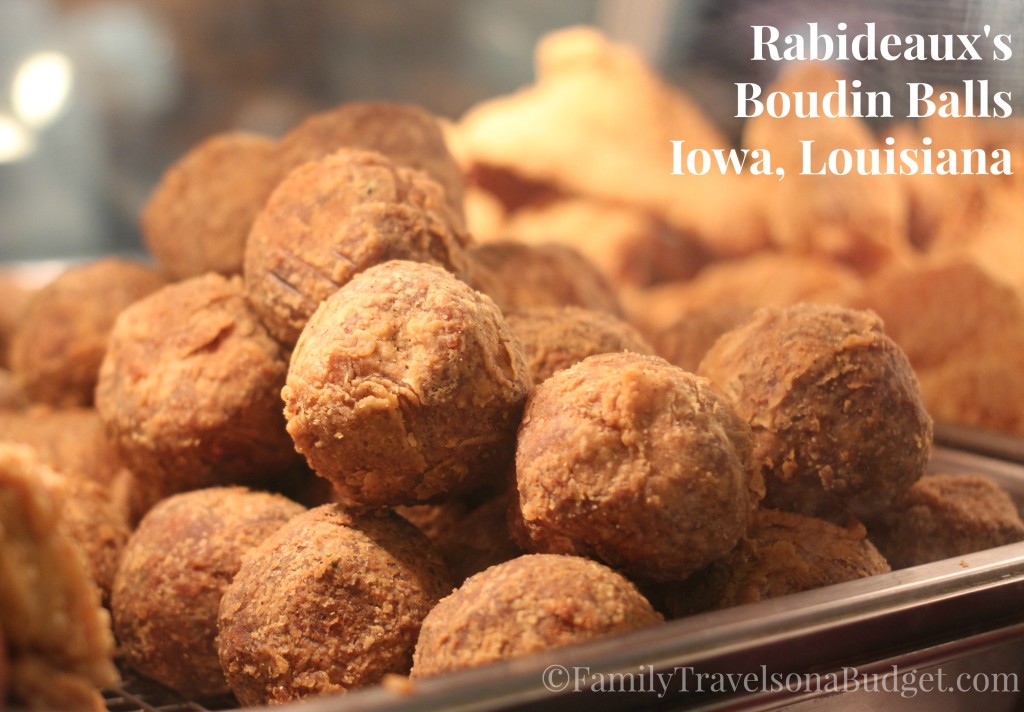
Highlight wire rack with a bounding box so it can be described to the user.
[102,666,238,712]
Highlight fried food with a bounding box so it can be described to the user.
[505,305,654,384]
[282,260,530,504]
[866,474,1024,569]
[217,504,452,705]
[284,260,530,506]
[96,273,303,516]
[0,272,33,369]
[0,369,29,410]
[697,304,932,520]
[454,26,767,258]
[658,509,890,618]
[8,258,167,407]
[467,241,623,316]
[652,304,756,373]
[276,101,465,218]
[411,553,662,678]
[244,148,472,346]
[513,352,763,581]
[112,487,305,698]
[0,444,119,712]
[142,131,280,279]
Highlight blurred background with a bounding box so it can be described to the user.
[0,0,1020,262]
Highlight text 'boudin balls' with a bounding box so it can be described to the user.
[284,260,532,506]
[244,148,471,346]
[512,351,763,582]
[95,273,303,516]
[411,553,663,678]
[112,487,305,699]
[697,303,933,521]
[217,504,452,706]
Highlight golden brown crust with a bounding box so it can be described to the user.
[244,148,471,346]
[411,554,663,678]
[142,131,280,279]
[8,258,167,407]
[284,260,531,506]
[95,273,303,516]
[275,102,465,219]
[467,241,623,316]
[0,369,29,410]
[217,504,453,705]
[866,474,1024,569]
[112,487,305,698]
[505,305,654,384]
[513,352,763,581]
[652,304,756,373]
[0,443,119,712]
[0,273,34,370]
[658,509,890,618]
[697,304,933,520]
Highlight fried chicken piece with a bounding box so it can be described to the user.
[657,509,890,618]
[742,63,913,275]
[467,241,623,316]
[411,554,662,678]
[217,504,452,705]
[866,474,1024,569]
[505,305,654,384]
[513,352,763,581]
[0,444,118,712]
[96,274,304,516]
[276,102,465,219]
[8,258,167,407]
[113,487,305,698]
[284,261,531,506]
[244,148,471,346]
[142,131,280,279]
[697,304,932,520]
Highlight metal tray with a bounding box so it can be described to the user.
[99,446,1024,712]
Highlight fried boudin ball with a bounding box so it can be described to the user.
[244,149,471,347]
[0,272,33,369]
[284,260,531,506]
[0,369,29,410]
[505,306,654,384]
[652,304,756,373]
[276,102,465,218]
[217,504,452,705]
[112,487,305,698]
[658,509,890,618]
[142,131,280,279]
[96,274,303,515]
[467,241,623,317]
[8,258,167,407]
[697,304,933,520]
[513,352,763,581]
[866,474,1024,569]
[411,554,662,678]
[0,444,119,712]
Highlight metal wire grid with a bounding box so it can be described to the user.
[102,666,237,712]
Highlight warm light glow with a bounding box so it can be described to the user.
[11,51,74,128]
[0,113,35,163]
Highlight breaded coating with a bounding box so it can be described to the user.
[8,258,167,407]
[411,554,662,678]
[467,241,623,316]
[38,470,130,606]
[505,305,654,384]
[244,148,472,346]
[698,304,933,520]
[397,489,522,585]
[112,487,305,698]
[0,272,33,369]
[276,102,465,218]
[217,504,453,706]
[658,509,890,618]
[142,131,280,279]
[513,352,763,581]
[284,261,531,506]
[652,304,756,373]
[0,369,29,410]
[0,623,7,703]
[96,274,303,516]
[0,444,119,712]
[866,474,1024,569]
